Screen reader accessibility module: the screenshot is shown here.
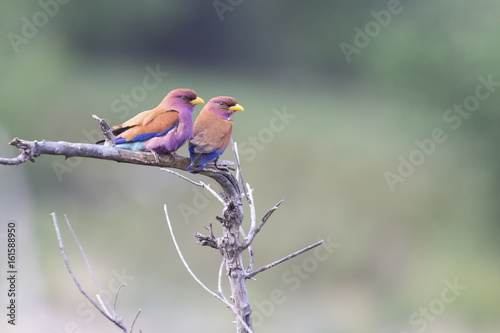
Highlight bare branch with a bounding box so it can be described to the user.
[130,309,142,333]
[194,232,218,249]
[51,213,127,332]
[165,205,220,298]
[247,247,255,277]
[231,139,249,202]
[207,221,215,239]
[0,139,35,165]
[161,168,224,204]
[64,214,114,318]
[114,283,127,316]
[0,116,323,333]
[238,227,255,277]
[92,114,116,146]
[195,222,219,249]
[246,240,324,279]
[242,199,283,249]
[246,184,256,232]
[218,260,225,298]
[0,135,243,200]
[97,294,113,318]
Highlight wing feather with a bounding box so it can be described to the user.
[114,108,180,143]
[190,113,233,153]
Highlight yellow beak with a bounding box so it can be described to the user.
[229,104,244,111]
[190,97,205,105]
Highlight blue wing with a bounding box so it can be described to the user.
[115,123,178,144]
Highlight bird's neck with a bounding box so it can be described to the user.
[177,107,194,122]
[176,109,194,137]
[209,109,232,120]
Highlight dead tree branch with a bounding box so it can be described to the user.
[51,213,135,332]
[1,115,325,333]
[92,114,116,146]
[0,116,239,198]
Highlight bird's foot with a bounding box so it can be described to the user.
[213,159,229,172]
[151,151,161,164]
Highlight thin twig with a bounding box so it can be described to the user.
[64,214,114,318]
[130,309,142,333]
[246,184,256,232]
[239,227,255,276]
[231,139,249,202]
[209,222,214,238]
[242,199,283,249]
[246,240,324,279]
[218,260,225,297]
[114,283,127,315]
[162,168,224,205]
[247,247,255,276]
[165,205,220,297]
[51,213,127,332]
[164,205,254,333]
[97,294,112,318]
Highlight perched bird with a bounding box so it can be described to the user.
[97,89,204,154]
[187,96,244,172]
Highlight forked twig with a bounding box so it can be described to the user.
[246,240,324,279]
[51,213,128,332]
[64,214,114,317]
[242,199,284,249]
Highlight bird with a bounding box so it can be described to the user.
[187,96,244,172]
[97,88,204,155]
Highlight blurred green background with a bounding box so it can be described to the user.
[1,1,499,332]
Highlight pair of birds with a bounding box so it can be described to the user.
[98,88,243,172]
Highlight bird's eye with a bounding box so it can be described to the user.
[180,96,188,100]
[218,101,226,106]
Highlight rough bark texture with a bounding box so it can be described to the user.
[218,198,252,331]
